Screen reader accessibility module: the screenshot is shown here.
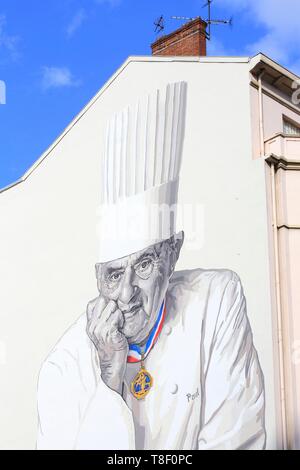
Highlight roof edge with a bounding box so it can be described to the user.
[250,52,300,81]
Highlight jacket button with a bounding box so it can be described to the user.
[170,383,178,394]
[164,325,172,335]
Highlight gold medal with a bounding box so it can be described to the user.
[131,353,153,400]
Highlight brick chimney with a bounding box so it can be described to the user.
[151,17,207,57]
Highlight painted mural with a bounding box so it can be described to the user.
[36,82,266,450]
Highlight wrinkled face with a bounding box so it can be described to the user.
[96,234,183,345]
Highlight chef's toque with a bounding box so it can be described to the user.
[97,81,187,263]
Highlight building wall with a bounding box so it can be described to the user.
[250,84,261,159]
[263,88,300,141]
[250,82,300,160]
[274,164,300,449]
[250,72,300,448]
[0,57,278,449]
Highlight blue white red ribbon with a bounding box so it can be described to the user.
[127,299,166,363]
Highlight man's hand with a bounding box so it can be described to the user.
[86,297,128,394]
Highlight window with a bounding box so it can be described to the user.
[283,118,300,136]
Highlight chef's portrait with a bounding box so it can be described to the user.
[36,82,266,450]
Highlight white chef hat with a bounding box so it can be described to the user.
[97,81,187,263]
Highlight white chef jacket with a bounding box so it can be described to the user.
[36,269,266,450]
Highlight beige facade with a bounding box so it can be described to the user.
[0,54,299,449]
[250,55,300,449]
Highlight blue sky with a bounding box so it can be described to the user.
[0,0,299,189]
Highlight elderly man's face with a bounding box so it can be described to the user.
[96,232,183,345]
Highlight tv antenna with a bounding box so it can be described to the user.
[171,16,197,22]
[154,15,165,35]
[203,0,233,40]
[171,0,233,40]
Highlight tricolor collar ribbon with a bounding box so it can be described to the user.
[127,299,166,363]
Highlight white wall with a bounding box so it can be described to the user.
[0,57,278,449]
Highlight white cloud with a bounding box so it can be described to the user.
[41,66,81,90]
[217,0,300,69]
[0,14,19,60]
[66,8,87,38]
